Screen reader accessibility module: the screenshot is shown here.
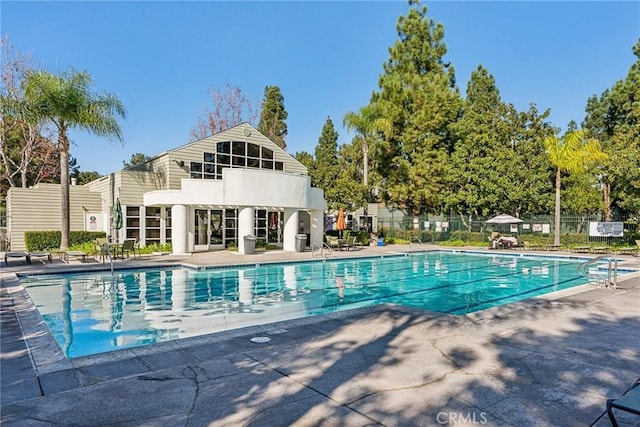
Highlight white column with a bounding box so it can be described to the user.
[283,208,299,251]
[171,204,188,255]
[310,209,324,249]
[238,206,254,254]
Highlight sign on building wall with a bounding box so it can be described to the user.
[86,212,105,232]
[589,222,624,237]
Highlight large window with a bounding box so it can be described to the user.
[126,206,140,240]
[146,207,161,245]
[189,141,284,179]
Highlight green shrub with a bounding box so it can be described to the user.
[24,230,106,251]
[138,243,172,254]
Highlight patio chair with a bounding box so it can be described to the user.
[488,235,502,250]
[4,251,31,265]
[120,238,140,259]
[342,236,354,251]
[94,238,110,263]
[326,235,341,250]
[606,378,640,427]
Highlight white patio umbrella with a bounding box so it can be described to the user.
[485,214,523,224]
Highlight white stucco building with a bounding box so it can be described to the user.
[6,123,327,254]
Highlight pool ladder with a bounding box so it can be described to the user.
[578,255,618,289]
[409,236,424,248]
[312,242,333,259]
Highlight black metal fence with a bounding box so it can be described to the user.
[377,214,639,246]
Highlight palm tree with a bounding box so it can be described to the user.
[23,68,126,249]
[544,130,607,246]
[343,103,391,189]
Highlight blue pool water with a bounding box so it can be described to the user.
[22,252,606,358]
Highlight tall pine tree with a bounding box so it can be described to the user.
[311,117,341,211]
[258,85,288,149]
[371,0,462,215]
[446,65,506,224]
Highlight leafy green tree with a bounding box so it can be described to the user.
[372,0,462,215]
[562,172,602,233]
[446,65,508,225]
[544,130,607,245]
[257,85,288,150]
[494,104,555,217]
[343,102,391,189]
[294,150,314,171]
[311,117,341,211]
[75,171,101,185]
[123,152,151,168]
[23,68,126,249]
[333,137,369,212]
[583,39,640,219]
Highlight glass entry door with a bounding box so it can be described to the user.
[194,209,225,250]
[209,210,223,247]
[195,210,208,248]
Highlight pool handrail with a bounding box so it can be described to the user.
[312,241,333,259]
[578,255,618,288]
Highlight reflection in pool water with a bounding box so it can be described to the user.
[22,252,601,358]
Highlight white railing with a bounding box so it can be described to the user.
[578,255,618,288]
[312,242,333,259]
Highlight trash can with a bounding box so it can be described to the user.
[377,237,385,247]
[295,234,307,252]
[243,235,256,255]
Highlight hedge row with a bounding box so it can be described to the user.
[24,230,107,251]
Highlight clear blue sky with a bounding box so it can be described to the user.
[2,1,639,176]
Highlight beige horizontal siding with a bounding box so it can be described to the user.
[116,170,165,206]
[7,183,101,251]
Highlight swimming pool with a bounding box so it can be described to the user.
[21,252,607,358]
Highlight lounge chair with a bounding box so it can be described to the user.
[4,251,31,265]
[488,235,503,249]
[29,251,52,263]
[63,251,88,263]
[606,378,640,427]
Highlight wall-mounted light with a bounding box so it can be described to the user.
[174,159,185,167]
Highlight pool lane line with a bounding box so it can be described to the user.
[312,258,583,314]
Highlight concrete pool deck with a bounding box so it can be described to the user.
[1,245,639,426]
